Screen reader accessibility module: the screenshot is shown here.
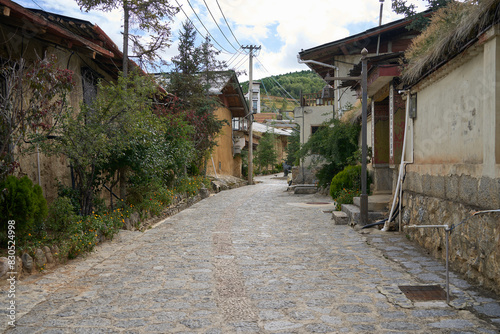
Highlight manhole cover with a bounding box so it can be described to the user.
[306,202,332,205]
[399,285,449,301]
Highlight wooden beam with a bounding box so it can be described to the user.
[325,76,361,81]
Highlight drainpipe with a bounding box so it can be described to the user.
[382,89,411,232]
[297,56,339,72]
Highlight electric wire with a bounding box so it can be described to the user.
[226,51,245,68]
[31,0,44,10]
[230,54,247,72]
[225,51,241,67]
[175,0,209,42]
[259,79,273,105]
[255,56,299,104]
[215,0,242,48]
[201,0,240,52]
[185,0,233,54]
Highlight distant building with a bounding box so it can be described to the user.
[245,81,261,114]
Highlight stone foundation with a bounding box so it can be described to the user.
[402,190,500,295]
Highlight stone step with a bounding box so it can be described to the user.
[332,211,349,225]
[353,194,392,212]
[293,184,318,194]
[341,204,386,226]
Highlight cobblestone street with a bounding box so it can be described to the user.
[2,175,500,333]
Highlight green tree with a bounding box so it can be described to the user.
[76,0,178,75]
[254,130,278,172]
[166,21,227,174]
[392,0,453,30]
[34,70,159,215]
[297,118,360,188]
[0,175,48,240]
[285,128,300,166]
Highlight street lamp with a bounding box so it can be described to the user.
[360,48,369,225]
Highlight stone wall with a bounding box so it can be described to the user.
[401,171,500,294]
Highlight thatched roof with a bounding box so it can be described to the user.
[402,0,500,85]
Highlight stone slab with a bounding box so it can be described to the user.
[332,211,349,225]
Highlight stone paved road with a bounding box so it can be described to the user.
[2,175,500,333]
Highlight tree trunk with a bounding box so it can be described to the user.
[119,167,127,200]
[122,1,129,77]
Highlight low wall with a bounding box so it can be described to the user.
[401,171,500,294]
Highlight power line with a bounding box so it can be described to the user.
[215,0,242,48]
[230,53,247,72]
[31,0,44,10]
[255,56,299,104]
[226,50,246,68]
[201,0,240,52]
[175,0,208,41]
[185,0,233,54]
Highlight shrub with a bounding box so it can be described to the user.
[330,165,372,203]
[334,188,361,211]
[46,197,76,232]
[330,165,363,199]
[0,175,48,240]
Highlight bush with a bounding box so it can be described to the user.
[46,197,76,232]
[330,165,363,199]
[330,165,372,205]
[0,175,48,240]
[334,188,360,211]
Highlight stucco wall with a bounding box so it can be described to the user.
[401,30,500,293]
[1,31,112,203]
[207,107,239,177]
[413,52,485,165]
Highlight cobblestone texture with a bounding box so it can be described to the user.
[1,175,499,333]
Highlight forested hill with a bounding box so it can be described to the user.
[241,70,326,100]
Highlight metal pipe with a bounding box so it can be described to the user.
[297,55,339,70]
[382,88,411,231]
[360,48,369,225]
[406,224,451,304]
[445,226,452,305]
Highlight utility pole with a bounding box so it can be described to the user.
[242,45,261,185]
[360,48,369,225]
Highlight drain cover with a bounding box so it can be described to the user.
[399,285,448,301]
[306,202,332,205]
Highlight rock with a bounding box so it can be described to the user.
[0,257,9,279]
[124,212,140,230]
[22,253,34,273]
[34,248,47,268]
[43,246,54,263]
[15,256,22,279]
[200,185,210,199]
[50,245,60,261]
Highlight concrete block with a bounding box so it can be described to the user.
[353,194,391,212]
[294,185,317,194]
[332,211,349,225]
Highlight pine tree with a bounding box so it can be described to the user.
[166,21,228,173]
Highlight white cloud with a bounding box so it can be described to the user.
[16,0,428,81]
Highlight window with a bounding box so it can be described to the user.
[81,67,99,105]
[311,125,325,135]
[253,100,258,113]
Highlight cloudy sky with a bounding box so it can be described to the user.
[16,0,427,81]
